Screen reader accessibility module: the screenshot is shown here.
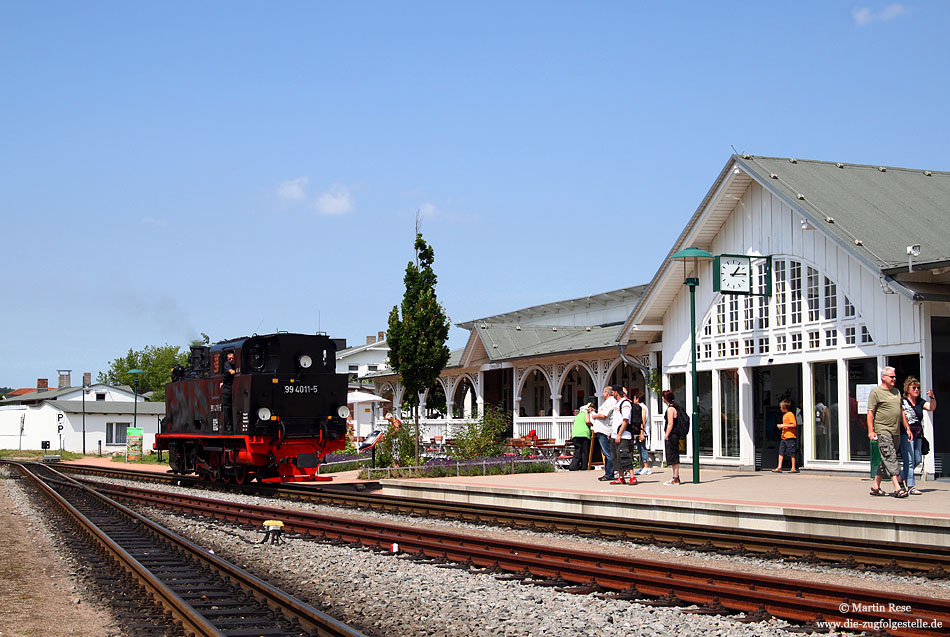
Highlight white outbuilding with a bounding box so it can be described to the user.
[0,377,164,454]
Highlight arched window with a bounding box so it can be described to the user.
[697,257,871,360]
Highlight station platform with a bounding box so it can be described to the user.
[380,467,950,547]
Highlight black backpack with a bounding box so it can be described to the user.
[674,406,690,437]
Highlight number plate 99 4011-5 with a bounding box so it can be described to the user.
[283,384,320,394]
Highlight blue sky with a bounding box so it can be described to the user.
[1,2,948,389]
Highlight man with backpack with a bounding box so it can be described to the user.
[610,385,636,485]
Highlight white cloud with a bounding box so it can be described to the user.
[140,216,167,226]
[418,202,439,219]
[314,184,354,215]
[277,176,309,202]
[853,4,906,26]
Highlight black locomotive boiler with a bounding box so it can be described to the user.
[154,332,350,483]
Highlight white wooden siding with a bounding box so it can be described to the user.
[665,182,920,369]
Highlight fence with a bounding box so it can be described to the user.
[365,456,556,479]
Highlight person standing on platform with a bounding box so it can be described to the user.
[610,385,635,484]
[221,351,236,433]
[591,385,617,481]
[630,390,652,476]
[661,390,682,486]
[900,377,934,495]
[868,366,910,498]
[568,403,592,471]
[773,399,799,473]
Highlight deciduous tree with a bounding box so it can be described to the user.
[97,344,188,401]
[387,232,451,463]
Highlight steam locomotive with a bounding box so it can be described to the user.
[154,332,350,483]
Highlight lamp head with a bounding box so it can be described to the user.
[906,244,921,257]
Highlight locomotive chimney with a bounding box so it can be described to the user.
[37,378,49,392]
[82,372,92,387]
[57,369,72,389]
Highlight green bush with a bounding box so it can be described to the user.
[374,423,418,467]
[448,406,508,460]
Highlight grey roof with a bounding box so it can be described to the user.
[457,285,648,329]
[736,155,950,270]
[43,400,166,415]
[1,386,80,404]
[1,383,135,405]
[337,340,389,357]
[469,324,619,362]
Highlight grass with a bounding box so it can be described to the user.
[110,452,169,466]
[0,448,169,466]
[0,449,86,461]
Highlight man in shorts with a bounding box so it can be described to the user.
[868,366,910,498]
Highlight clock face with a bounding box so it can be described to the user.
[718,256,751,294]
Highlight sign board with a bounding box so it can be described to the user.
[126,427,143,461]
[855,384,876,415]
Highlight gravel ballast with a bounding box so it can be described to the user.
[76,474,950,635]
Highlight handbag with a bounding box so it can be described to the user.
[921,436,930,456]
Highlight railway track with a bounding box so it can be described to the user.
[63,474,950,636]
[8,462,365,637]
[60,463,950,578]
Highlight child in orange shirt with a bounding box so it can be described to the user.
[773,399,799,473]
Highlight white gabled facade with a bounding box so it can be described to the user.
[621,158,939,476]
[335,333,390,380]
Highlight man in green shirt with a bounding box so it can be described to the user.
[867,366,911,498]
[568,403,593,471]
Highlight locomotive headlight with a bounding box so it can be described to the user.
[337,406,350,419]
[298,354,313,369]
[257,407,272,421]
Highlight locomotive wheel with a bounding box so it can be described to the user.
[207,451,221,482]
[233,464,248,485]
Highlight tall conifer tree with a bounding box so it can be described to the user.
[387,231,451,463]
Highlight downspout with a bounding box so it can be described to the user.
[618,343,650,377]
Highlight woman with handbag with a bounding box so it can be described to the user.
[900,377,935,495]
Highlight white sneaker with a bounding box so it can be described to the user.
[641,468,652,475]
[634,468,644,475]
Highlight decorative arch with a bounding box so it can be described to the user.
[554,362,597,413]
[515,364,554,417]
[604,358,646,397]
[421,378,448,418]
[451,374,478,419]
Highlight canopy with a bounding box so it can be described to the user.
[346,391,389,404]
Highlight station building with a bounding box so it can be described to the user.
[372,154,948,478]
[618,155,947,477]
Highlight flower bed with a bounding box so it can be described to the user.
[359,456,555,479]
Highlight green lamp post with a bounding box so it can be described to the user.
[129,369,145,440]
[670,246,713,484]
